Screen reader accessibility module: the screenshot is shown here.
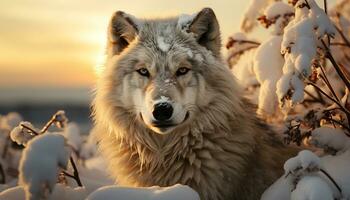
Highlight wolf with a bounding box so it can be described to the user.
[92,8,298,200]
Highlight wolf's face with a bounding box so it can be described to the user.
[103,8,222,134]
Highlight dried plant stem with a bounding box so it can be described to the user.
[0,164,5,184]
[334,25,350,48]
[40,118,56,134]
[325,117,350,136]
[69,157,82,187]
[307,81,350,116]
[2,136,10,159]
[20,124,39,136]
[319,65,340,102]
[226,38,260,49]
[226,46,258,63]
[304,89,326,105]
[320,169,342,196]
[323,0,328,14]
[331,42,350,47]
[322,40,350,91]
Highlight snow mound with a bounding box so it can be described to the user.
[291,175,334,200]
[86,184,200,200]
[253,36,283,116]
[311,127,350,152]
[0,184,87,200]
[284,150,321,176]
[19,133,70,200]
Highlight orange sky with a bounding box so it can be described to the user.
[0,0,250,88]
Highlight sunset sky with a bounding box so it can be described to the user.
[0,0,250,90]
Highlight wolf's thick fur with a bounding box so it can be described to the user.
[93,8,297,200]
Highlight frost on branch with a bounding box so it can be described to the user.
[52,110,68,129]
[19,133,70,200]
[10,122,37,146]
[277,0,336,107]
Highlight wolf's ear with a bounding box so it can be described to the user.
[189,8,221,58]
[108,11,140,56]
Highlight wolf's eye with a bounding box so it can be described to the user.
[176,67,191,76]
[136,68,150,77]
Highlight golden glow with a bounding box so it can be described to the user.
[0,0,247,88]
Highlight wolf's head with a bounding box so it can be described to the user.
[95,8,240,135]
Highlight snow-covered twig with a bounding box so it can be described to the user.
[16,111,83,187]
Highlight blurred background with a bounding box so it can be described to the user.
[0,0,252,132]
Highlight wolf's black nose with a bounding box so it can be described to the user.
[153,103,173,121]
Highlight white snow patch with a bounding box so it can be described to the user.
[253,36,283,115]
[86,184,200,200]
[284,150,321,176]
[177,13,196,30]
[19,133,70,200]
[291,175,334,200]
[157,36,171,52]
[61,122,83,151]
[264,2,294,19]
[310,127,350,152]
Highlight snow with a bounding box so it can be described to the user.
[231,49,258,88]
[284,150,321,176]
[291,175,334,200]
[0,112,22,131]
[86,184,200,200]
[53,110,68,129]
[264,149,350,200]
[157,36,171,52]
[177,13,196,30]
[61,123,83,151]
[264,2,294,35]
[264,2,294,19]
[276,0,336,107]
[19,133,70,200]
[253,36,283,115]
[310,127,350,152]
[0,184,87,200]
[240,0,274,32]
[1,2,350,199]
[10,122,36,146]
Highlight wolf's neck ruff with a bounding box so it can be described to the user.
[93,7,297,200]
[97,96,257,200]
